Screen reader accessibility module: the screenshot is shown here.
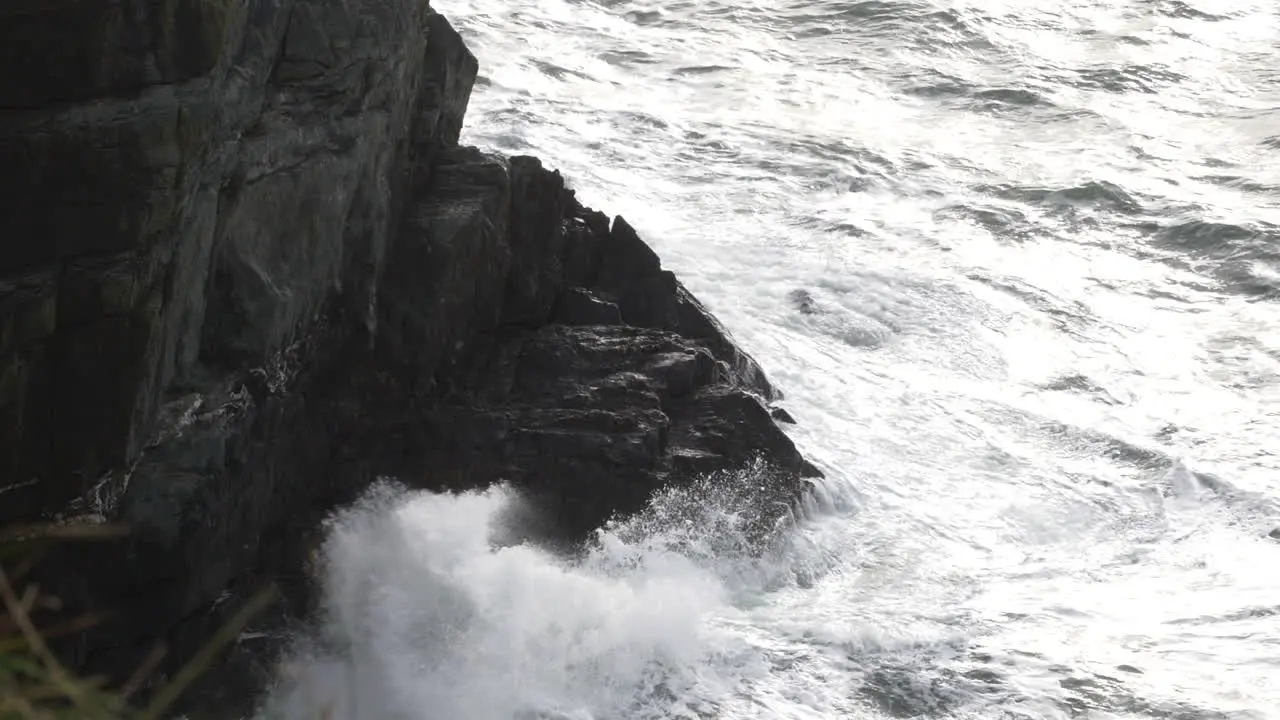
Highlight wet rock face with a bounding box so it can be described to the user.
[0,0,819,712]
[376,149,817,541]
[0,0,471,519]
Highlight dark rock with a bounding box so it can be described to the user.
[555,287,624,325]
[771,407,798,424]
[1,4,146,109]
[155,0,243,81]
[599,215,663,286]
[419,10,480,150]
[0,0,241,109]
[0,1,821,716]
[505,156,571,325]
[671,281,780,400]
[377,146,512,395]
[1269,527,1280,541]
[789,288,822,315]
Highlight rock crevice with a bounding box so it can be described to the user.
[0,0,819,712]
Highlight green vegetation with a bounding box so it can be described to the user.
[0,523,272,720]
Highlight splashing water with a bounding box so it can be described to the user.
[259,477,821,720]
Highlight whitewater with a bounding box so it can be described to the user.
[260,1,1280,718]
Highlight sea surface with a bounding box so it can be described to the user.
[262,1,1280,718]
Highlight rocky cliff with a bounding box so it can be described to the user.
[0,0,818,713]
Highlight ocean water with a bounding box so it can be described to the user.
[261,1,1280,718]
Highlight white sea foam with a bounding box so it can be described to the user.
[259,479,802,720]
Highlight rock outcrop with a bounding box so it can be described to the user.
[0,0,819,713]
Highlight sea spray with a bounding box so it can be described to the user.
[256,476,809,720]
